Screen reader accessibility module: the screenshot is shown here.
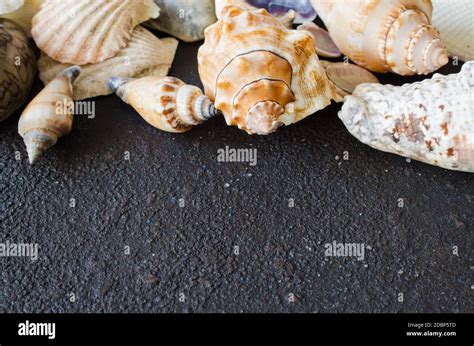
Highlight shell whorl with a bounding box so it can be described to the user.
[18,65,81,164]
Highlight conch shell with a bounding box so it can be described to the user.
[198,6,338,135]
[18,66,81,164]
[145,0,217,42]
[38,26,178,100]
[0,18,36,121]
[310,0,449,75]
[432,0,474,62]
[0,0,43,36]
[31,0,160,65]
[339,61,474,173]
[109,76,218,133]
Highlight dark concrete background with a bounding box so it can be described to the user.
[0,30,473,313]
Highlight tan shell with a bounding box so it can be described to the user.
[1,0,43,36]
[18,66,81,164]
[198,7,338,135]
[311,0,449,75]
[109,76,218,133]
[322,61,379,97]
[0,0,24,15]
[38,26,178,100]
[297,22,341,58]
[31,0,160,65]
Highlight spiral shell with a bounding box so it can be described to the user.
[311,0,449,75]
[31,0,160,65]
[38,26,178,100]
[109,76,218,133]
[0,18,36,121]
[198,6,338,135]
[339,62,474,172]
[1,0,43,37]
[18,66,81,164]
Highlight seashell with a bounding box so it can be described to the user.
[322,61,379,97]
[198,7,338,135]
[432,0,474,62]
[0,0,23,15]
[18,66,81,164]
[31,0,160,65]
[109,76,218,133]
[1,0,43,37]
[310,0,449,75]
[145,0,217,42]
[297,22,340,58]
[339,61,474,173]
[38,26,178,100]
[0,18,36,121]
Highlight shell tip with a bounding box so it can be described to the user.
[61,65,81,84]
[26,143,45,165]
[108,76,133,94]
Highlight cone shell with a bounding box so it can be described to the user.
[432,0,474,62]
[0,18,36,121]
[311,0,449,75]
[0,0,23,15]
[31,0,160,65]
[1,0,43,37]
[198,7,338,135]
[18,66,81,164]
[109,76,218,133]
[38,26,178,100]
[339,61,474,172]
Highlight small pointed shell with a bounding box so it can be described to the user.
[38,26,178,100]
[1,0,43,37]
[18,66,81,164]
[109,76,218,133]
[0,0,23,15]
[322,61,379,96]
[0,18,36,121]
[31,0,160,65]
[297,22,341,58]
[339,62,474,172]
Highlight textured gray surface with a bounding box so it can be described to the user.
[0,37,473,313]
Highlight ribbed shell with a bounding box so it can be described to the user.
[339,62,474,172]
[38,26,178,100]
[1,0,43,37]
[198,7,337,134]
[432,0,474,62]
[0,0,23,15]
[31,0,160,65]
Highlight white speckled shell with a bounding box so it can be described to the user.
[432,0,474,62]
[1,0,43,37]
[38,26,178,100]
[339,62,474,173]
[31,0,160,65]
[0,0,23,15]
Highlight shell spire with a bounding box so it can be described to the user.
[18,66,81,164]
[109,76,218,133]
[310,0,449,75]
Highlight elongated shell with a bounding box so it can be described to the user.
[432,0,474,62]
[31,0,160,65]
[18,66,81,164]
[109,76,218,133]
[311,0,449,75]
[339,62,474,172]
[0,0,23,15]
[1,0,43,37]
[198,6,338,135]
[0,18,36,121]
[145,0,217,42]
[38,26,178,100]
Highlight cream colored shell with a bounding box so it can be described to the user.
[1,0,43,37]
[198,6,338,135]
[38,26,178,100]
[432,0,474,62]
[0,0,24,15]
[339,62,474,172]
[31,0,160,65]
[311,0,449,75]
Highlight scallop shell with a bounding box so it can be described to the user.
[1,0,43,37]
[432,0,474,62]
[31,0,160,65]
[198,6,338,135]
[0,18,36,121]
[297,22,340,58]
[145,0,217,42]
[339,61,474,172]
[0,0,24,15]
[311,0,449,75]
[38,26,178,100]
[109,76,218,133]
[18,66,81,164]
